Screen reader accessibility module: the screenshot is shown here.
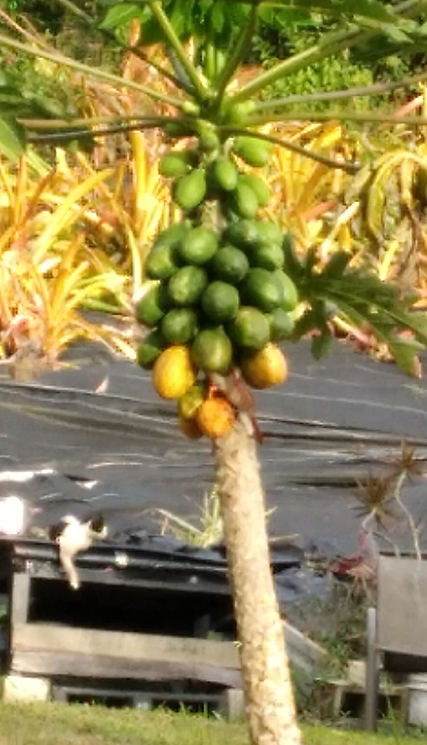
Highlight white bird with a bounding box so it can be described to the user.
[49,513,108,590]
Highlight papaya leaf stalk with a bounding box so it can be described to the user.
[214,2,259,102]
[219,127,361,172]
[250,69,427,111]
[26,119,176,145]
[148,0,209,101]
[245,112,427,126]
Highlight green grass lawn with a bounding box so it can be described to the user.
[0,702,425,745]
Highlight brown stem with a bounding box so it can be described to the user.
[393,471,422,560]
[214,418,301,745]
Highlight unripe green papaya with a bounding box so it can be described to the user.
[159,152,190,178]
[231,181,259,219]
[182,101,200,116]
[238,174,270,207]
[198,127,221,152]
[232,135,272,167]
[209,157,238,192]
[137,329,166,370]
[226,100,256,122]
[173,169,207,210]
[164,120,194,138]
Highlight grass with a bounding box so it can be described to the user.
[0,702,425,745]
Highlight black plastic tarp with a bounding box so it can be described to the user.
[1,339,427,557]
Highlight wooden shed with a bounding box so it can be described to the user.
[0,535,245,715]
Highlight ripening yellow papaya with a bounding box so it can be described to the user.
[152,345,196,400]
[197,397,235,439]
[241,342,288,389]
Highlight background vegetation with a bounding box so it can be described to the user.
[6,0,427,110]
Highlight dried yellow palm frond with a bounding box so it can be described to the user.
[0,150,134,374]
[32,169,115,263]
[250,122,350,257]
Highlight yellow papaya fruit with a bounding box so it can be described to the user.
[241,342,288,389]
[152,345,196,400]
[197,397,235,439]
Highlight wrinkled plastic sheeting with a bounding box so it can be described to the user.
[0,340,427,556]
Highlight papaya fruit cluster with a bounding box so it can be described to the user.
[135,132,299,440]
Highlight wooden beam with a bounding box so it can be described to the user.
[11,650,242,687]
[23,565,229,595]
[12,622,240,670]
[365,606,379,731]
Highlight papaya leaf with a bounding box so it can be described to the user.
[387,336,425,377]
[169,0,190,37]
[292,300,329,340]
[321,251,351,280]
[99,0,249,45]
[99,2,162,43]
[211,2,226,33]
[288,249,427,373]
[382,25,412,44]
[292,307,320,340]
[302,246,318,277]
[258,5,313,26]
[404,313,427,344]
[100,0,397,23]
[282,233,305,280]
[99,3,143,30]
[380,309,427,348]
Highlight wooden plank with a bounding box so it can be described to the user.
[365,606,379,731]
[284,621,325,676]
[10,573,30,624]
[314,678,408,721]
[378,557,427,657]
[218,689,245,721]
[10,650,242,687]
[12,622,240,670]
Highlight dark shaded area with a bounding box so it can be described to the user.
[0,529,304,638]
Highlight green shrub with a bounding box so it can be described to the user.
[250,24,373,111]
[250,13,427,111]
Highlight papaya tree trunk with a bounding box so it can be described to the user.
[214,417,302,745]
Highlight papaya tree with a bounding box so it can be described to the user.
[3,2,427,744]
